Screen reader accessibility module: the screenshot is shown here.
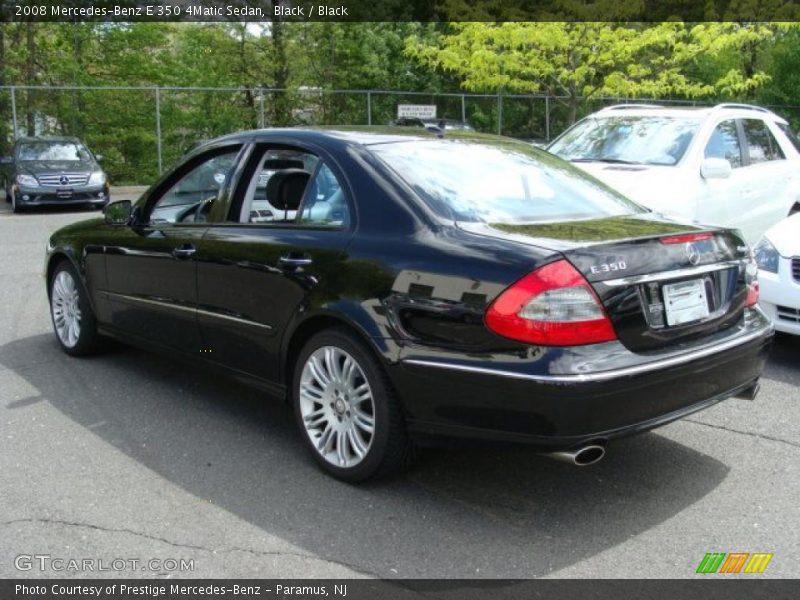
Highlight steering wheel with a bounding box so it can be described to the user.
[176,196,216,223]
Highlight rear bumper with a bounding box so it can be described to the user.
[391,309,773,448]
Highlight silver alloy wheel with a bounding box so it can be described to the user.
[51,270,82,348]
[299,346,376,468]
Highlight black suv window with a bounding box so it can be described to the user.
[742,119,784,164]
[705,120,743,168]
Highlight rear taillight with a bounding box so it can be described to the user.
[485,259,617,346]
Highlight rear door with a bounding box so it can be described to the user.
[698,118,748,231]
[737,118,791,241]
[104,146,242,352]
[195,143,354,383]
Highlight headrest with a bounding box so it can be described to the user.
[263,159,305,170]
[268,169,310,211]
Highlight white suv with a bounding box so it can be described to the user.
[548,103,800,244]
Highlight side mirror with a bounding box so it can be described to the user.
[104,199,132,226]
[700,157,732,180]
[0,156,13,165]
[94,154,104,162]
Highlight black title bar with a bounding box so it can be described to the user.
[2,0,800,22]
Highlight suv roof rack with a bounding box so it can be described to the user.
[599,104,664,111]
[712,103,772,114]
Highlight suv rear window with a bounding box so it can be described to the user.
[777,122,800,153]
[742,119,784,164]
[371,139,644,224]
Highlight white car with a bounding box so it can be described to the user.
[754,213,800,334]
[548,103,800,244]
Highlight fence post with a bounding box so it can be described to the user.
[259,88,265,128]
[461,94,466,123]
[497,90,503,135]
[367,91,372,126]
[10,86,18,140]
[155,86,162,174]
[545,95,550,142]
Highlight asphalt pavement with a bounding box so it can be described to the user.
[0,191,798,579]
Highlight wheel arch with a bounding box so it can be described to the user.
[281,307,395,400]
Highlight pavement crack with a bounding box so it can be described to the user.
[0,517,382,578]
[683,418,800,449]
[1,518,212,553]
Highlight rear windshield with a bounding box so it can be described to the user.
[370,139,644,224]
[17,142,90,162]
[549,116,701,166]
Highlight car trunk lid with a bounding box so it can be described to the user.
[459,215,752,351]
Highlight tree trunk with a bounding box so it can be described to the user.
[270,19,290,126]
[568,95,580,125]
[25,22,35,136]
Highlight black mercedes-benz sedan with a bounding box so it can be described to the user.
[2,136,110,213]
[44,128,772,481]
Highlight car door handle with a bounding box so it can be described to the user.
[278,255,313,268]
[172,244,196,259]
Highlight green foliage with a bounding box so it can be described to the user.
[406,21,792,123]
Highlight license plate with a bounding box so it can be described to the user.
[56,189,73,198]
[663,279,709,326]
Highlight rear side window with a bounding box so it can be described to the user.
[705,120,743,168]
[777,122,800,153]
[742,119,784,164]
[372,140,644,224]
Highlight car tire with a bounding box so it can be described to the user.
[292,327,413,481]
[49,261,103,356]
[10,189,23,214]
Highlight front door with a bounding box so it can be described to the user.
[104,147,242,352]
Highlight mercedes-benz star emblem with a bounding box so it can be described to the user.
[686,242,701,265]
[59,175,70,186]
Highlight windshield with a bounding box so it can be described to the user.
[371,139,644,224]
[17,142,90,162]
[548,116,701,166]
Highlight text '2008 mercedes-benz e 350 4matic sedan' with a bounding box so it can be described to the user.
[44,128,773,481]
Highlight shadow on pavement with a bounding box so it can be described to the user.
[1,333,730,578]
[763,332,800,387]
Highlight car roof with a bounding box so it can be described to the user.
[592,103,787,124]
[196,126,517,153]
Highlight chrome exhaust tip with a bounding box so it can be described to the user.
[544,444,606,467]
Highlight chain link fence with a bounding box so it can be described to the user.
[2,85,800,185]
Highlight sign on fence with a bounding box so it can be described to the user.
[397,104,437,119]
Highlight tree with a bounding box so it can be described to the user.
[406,21,786,124]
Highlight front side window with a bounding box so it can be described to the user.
[549,116,701,166]
[705,120,743,168]
[742,119,785,164]
[149,149,239,224]
[372,139,644,224]
[17,142,90,162]
[777,122,800,153]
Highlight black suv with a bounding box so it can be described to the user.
[1,137,109,213]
